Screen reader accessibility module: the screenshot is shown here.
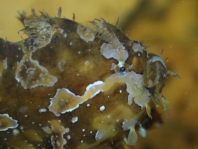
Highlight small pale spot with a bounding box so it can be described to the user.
[100,105,105,111]
[71,117,78,123]
[39,108,47,113]
[64,33,67,38]
[67,135,71,140]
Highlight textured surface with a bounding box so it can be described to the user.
[1,0,198,149]
[0,8,169,149]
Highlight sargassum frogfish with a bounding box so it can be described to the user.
[0,7,175,149]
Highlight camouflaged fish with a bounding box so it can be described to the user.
[0,7,174,149]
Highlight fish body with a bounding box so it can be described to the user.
[0,9,169,149]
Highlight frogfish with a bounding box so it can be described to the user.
[0,7,175,149]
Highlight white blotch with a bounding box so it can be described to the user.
[76,25,95,43]
[71,117,78,123]
[67,135,71,140]
[95,130,103,141]
[138,126,146,138]
[3,58,7,69]
[100,105,105,111]
[65,128,70,133]
[122,119,138,146]
[64,33,67,38]
[13,129,20,136]
[39,108,47,113]
[100,43,128,62]
[48,81,104,116]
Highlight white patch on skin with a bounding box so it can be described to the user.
[13,129,20,136]
[42,126,52,134]
[76,25,95,43]
[71,117,78,123]
[95,19,129,62]
[57,60,66,73]
[65,128,70,133]
[67,135,71,140]
[49,80,104,116]
[3,58,7,69]
[39,108,47,113]
[138,126,146,138]
[103,72,151,108]
[95,130,104,141]
[64,33,67,38]
[100,43,128,62]
[15,18,60,89]
[0,114,18,131]
[99,105,105,111]
[122,119,138,146]
[122,119,137,130]
[15,54,57,89]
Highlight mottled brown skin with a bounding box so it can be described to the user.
[0,11,166,149]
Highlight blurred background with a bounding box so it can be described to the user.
[0,0,198,149]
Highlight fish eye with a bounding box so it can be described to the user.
[113,62,129,76]
[120,66,126,72]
